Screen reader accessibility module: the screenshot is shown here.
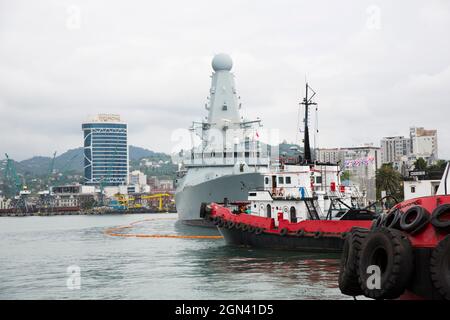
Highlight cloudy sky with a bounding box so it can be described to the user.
[1,0,449,160]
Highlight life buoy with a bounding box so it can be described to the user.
[431,204,450,229]
[358,228,414,299]
[280,228,288,236]
[399,206,430,233]
[339,227,369,296]
[430,235,450,300]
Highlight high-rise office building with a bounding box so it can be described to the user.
[82,114,129,186]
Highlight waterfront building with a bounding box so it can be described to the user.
[380,136,411,164]
[410,127,438,163]
[315,148,346,164]
[0,196,11,209]
[50,184,96,208]
[129,170,147,186]
[82,114,129,186]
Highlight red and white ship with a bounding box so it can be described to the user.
[200,84,379,252]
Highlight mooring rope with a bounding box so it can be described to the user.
[104,217,223,239]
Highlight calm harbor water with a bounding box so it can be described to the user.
[0,213,350,299]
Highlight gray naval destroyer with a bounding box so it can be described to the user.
[175,53,271,226]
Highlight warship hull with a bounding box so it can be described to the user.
[175,172,264,227]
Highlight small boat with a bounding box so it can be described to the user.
[338,163,450,300]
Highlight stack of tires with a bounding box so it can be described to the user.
[339,204,450,300]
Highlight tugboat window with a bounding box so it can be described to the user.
[266,204,272,218]
[265,177,269,184]
[286,177,291,184]
[316,176,322,184]
[278,176,284,184]
[290,206,297,223]
[411,186,416,193]
[222,105,227,111]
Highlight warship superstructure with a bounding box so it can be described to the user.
[175,54,271,226]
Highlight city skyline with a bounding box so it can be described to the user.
[1,0,450,160]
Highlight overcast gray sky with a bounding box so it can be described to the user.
[1,0,449,160]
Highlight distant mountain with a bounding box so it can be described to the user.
[8,146,169,176]
[4,143,301,178]
[129,145,169,161]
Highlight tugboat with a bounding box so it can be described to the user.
[200,84,379,252]
[338,163,450,300]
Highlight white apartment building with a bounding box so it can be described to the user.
[410,127,438,162]
[380,136,411,164]
[315,148,346,164]
[129,170,147,186]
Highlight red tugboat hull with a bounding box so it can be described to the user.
[202,203,374,252]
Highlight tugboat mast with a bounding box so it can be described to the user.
[300,83,316,164]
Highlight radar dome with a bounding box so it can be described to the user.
[212,53,233,71]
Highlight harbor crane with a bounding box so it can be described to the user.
[3,153,30,212]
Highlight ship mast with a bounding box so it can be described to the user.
[300,83,316,164]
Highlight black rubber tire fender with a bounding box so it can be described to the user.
[227,221,235,229]
[338,227,370,296]
[241,224,248,232]
[217,218,226,228]
[430,235,450,300]
[399,206,430,232]
[213,216,221,225]
[371,214,385,231]
[382,209,402,229]
[255,227,263,235]
[199,202,208,218]
[296,229,305,237]
[358,227,414,300]
[280,228,288,236]
[247,225,255,233]
[314,231,323,239]
[431,204,450,229]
